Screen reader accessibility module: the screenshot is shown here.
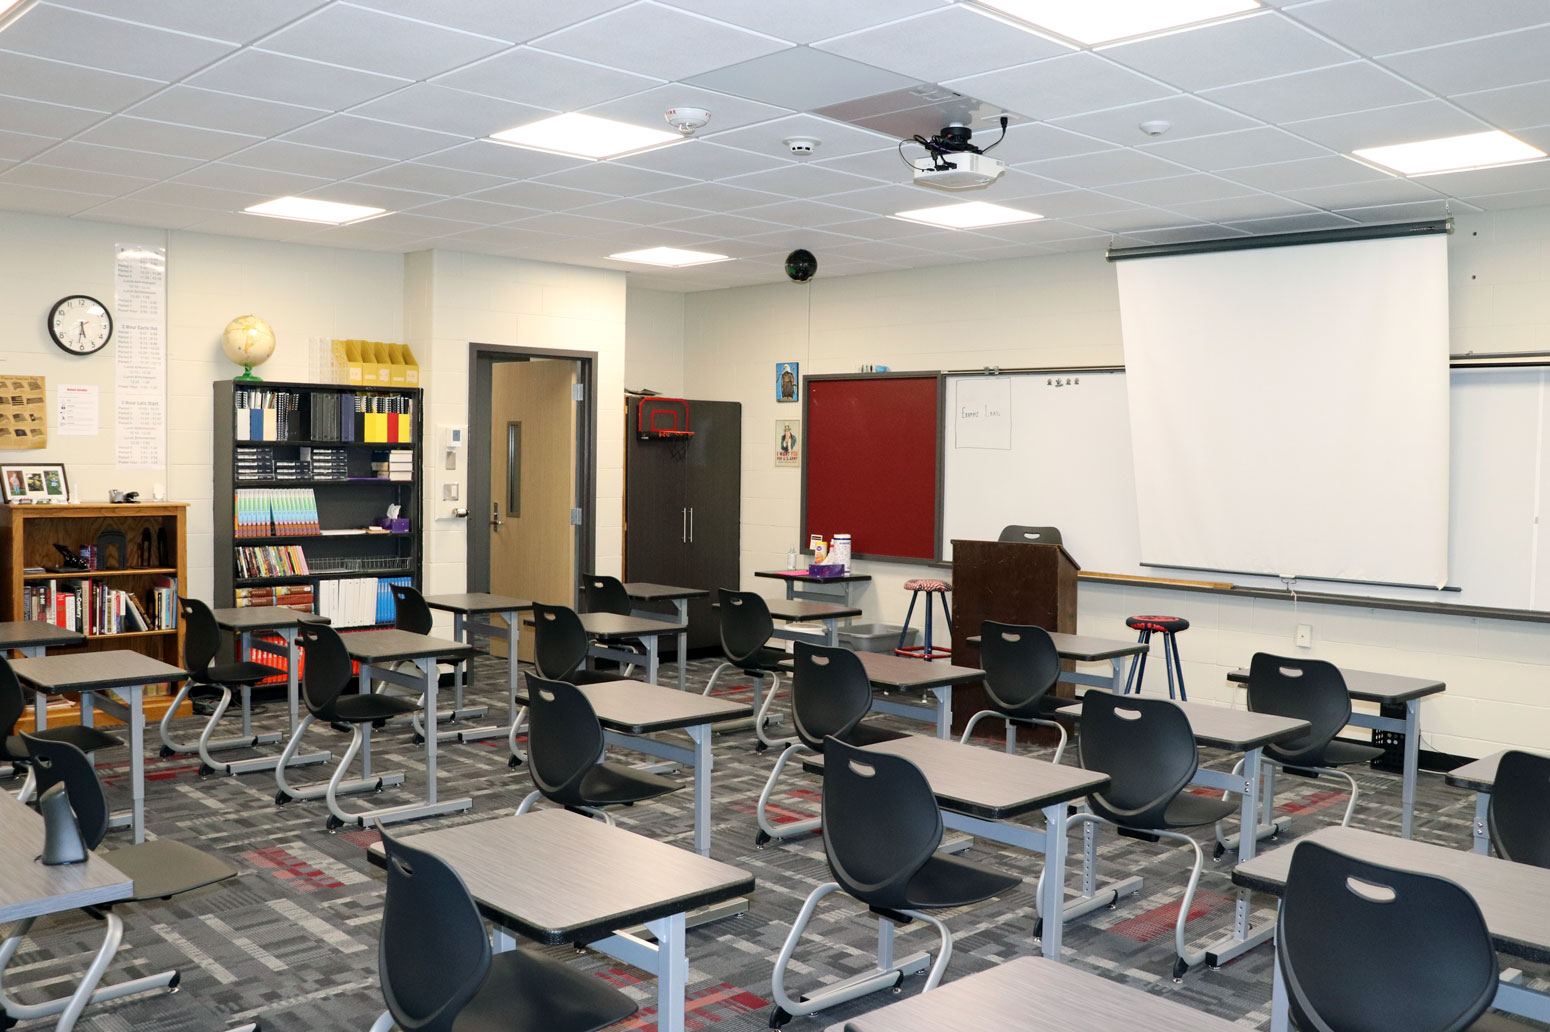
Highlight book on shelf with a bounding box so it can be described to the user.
[234,488,321,537]
[315,575,410,628]
[235,585,315,613]
[235,388,414,445]
[235,544,311,579]
[371,449,414,481]
[22,576,177,634]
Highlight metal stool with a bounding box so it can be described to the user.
[1123,614,1189,700]
[896,579,952,661]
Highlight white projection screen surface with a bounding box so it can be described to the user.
[1117,234,1450,588]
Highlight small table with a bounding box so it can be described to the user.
[1445,749,1548,855]
[1233,825,1550,1031]
[422,593,533,743]
[1226,665,1444,840]
[756,569,870,606]
[763,598,863,647]
[513,678,750,857]
[964,631,1148,698]
[621,582,708,693]
[802,733,1106,962]
[579,612,687,685]
[855,651,986,738]
[0,620,85,661]
[366,809,755,1032]
[14,651,187,843]
[207,607,331,776]
[827,955,1247,1032]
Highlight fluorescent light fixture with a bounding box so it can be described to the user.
[973,0,1260,45]
[244,196,387,225]
[891,201,1044,230]
[607,247,731,268]
[489,112,682,160]
[0,0,38,33]
[1352,130,1547,176]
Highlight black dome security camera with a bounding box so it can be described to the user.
[784,249,817,283]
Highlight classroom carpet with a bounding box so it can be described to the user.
[2,654,1538,1032]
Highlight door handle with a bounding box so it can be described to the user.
[452,507,469,519]
[491,502,503,530]
[682,507,687,543]
[689,507,694,543]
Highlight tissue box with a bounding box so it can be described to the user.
[807,563,847,579]
[377,517,411,533]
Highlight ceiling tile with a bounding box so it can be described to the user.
[128,181,267,212]
[464,180,615,210]
[0,95,103,137]
[1453,80,1550,131]
[299,181,443,210]
[0,5,233,80]
[659,212,788,238]
[73,197,212,229]
[258,3,508,79]
[280,115,467,160]
[31,141,203,179]
[664,0,944,45]
[181,212,317,240]
[1101,14,1349,92]
[570,197,704,224]
[1457,187,1550,210]
[824,214,946,239]
[432,47,660,111]
[1165,193,1316,221]
[1333,198,1463,223]
[719,163,877,198]
[1279,177,1444,209]
[585,84,792,140]
[814,6,1069,83]
[643,181,786,212]
[126,86,327,137]
[430,224,567,251]
[988,189,1135,218]
[49,0,329,43]
[1139,126,1330,171]
[346,0,634,44]
[735,198,871,226]
[1288,0,1550,57]
[0,181,110,215]
[188,50,409,110]
[1199,62,1428,125]
[686,47,920,112]
[0,163,150,195]
[510,211,634,237]
[170,162,332,195]
[811,146,926,181]
[1223,154,1393,191]
[77,117,260,160]
[1049,95,1261,147]
[1413,159,1550,198]
[1074,209,1203,234]
[740,225,875,250]
[348,162,510,195]
[947,53,1176,123]
[225,140,394,179]
[615,139,794,180]
[534,161,695,197]
[354,212,482,237]
[1128,224,1248,245]
[1223,211,1359,233]
[1021,148,1192,187]
[1103,173,1258,206]
[959,123,1117,165]
[1284,100,1490,151]
[0,51,162,112]
[349,84,549,139]
[1380,24,1550,96]
[814,181,953,215]
[536,2,791,81]
[402,196,541,222]
[416,140,587,179]
[709,114,896,161]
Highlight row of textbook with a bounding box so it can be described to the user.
[373,450,413,482]
[234,389,415,444]
[23,576,177,635]
[234,488,321,537]
[235,446,350,482]
[317,576,411,628]
[235,585,314,613]
[235,545,310,579]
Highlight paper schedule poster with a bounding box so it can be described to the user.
[0,375,47,449]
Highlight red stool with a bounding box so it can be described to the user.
[1123,614,1190,700]
[896,579,952,660]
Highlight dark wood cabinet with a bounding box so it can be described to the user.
[624,398,741,654]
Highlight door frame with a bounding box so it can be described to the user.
[466,342,598,600]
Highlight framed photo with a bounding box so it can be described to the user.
[775,419,800,468]
[775,361,799,402]
[2,463,68,504]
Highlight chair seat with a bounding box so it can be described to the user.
[903,579,952,592]
[901,851,1020,910]
[204,660,285,687]
[736,646,794,675]
[331,692,423,723]
[1272,738,1385,770]
[450,944,638,1032]
[1126,614,1189,633]
[841,721,909,748]
[1160,790,1241,830]
[102,838,237,902]
[575,761,680,807]
[5,724,121,762]
[565,668,634,686]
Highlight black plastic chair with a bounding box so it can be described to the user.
[376,826,637,1032]
[769,737,1020,1027]
[580,574,643,675]
[514,675,678,824]
[704,589,791,750]
[1046,691,1238,981]
[9,734,238,1030]
[0,653,118,802]
[959,621,1071,762]
[532,603,620,686]
[1278,840,1506,1032]
[388,583,480,743]
[998,525,1062,545]
[1488,749,1550,867]
[158,597,285,775]
[273,624,422,831]
[754,642,904,847]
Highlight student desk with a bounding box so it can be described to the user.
[365,809,755,1032]
[756,569,870,606]
[1445,749,1550,855]
[827,955,1247,1032]
[855,651,986,738]
[513,677,750,857]
[1053,697,1309,968]
[0,620,85,660]
[422,593,532,743]
[1233,825,1550,1031]
[1226,665,1445,840]
[802,732,1106,961]
[620,582,707,692]
[206,607,331,776]
[964,631,1148,697]
[579,612,687,685]
[763,598,863,647]
[13,650,188,843]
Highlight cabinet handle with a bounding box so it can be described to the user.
[689,507,694,543]
[682,507,687,543]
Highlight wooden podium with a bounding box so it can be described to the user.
[947,538,1080,735]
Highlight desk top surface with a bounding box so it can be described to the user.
[578,612,687,638]
[422,593,533,615]
[827,956,1244,1032]
[0,793,132,922]
[856,650,985,690]
[765,598,864,622]
[965,632,1147,662]
[1054,698,1309,751]
[621,582,708,601]
[13,650,187,692]
[515,678,751,734]
[1225,665,1445,702]
[213,607,329,631]
[1444,749,1550,792]
[802,733,1107,820]
[756,570,871,584]
[342,629,479,664]
[0,621,85,649]
[1232,825,1550,963]
[367,809,754,945]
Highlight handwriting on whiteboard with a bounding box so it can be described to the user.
[955,378,1012,450]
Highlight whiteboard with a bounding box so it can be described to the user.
[940,367,1550,612]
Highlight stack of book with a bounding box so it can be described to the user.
[22,576,177,634]
[234,488,321,537]
[235,545,310,579]
[303,447,348,481]
[235,447,278,482]
[235,585,315,613]
[372,449,413,482]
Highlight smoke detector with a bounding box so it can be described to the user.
[784,136,821,157]
[664,106,711,136]
[1138,119,1172,137]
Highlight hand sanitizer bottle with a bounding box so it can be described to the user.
[787,546,800,570]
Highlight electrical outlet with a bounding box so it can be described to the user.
[1295,623,1312,648]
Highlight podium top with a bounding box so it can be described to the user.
[950,538,1080,571]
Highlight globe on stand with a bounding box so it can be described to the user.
[221,315,276,383]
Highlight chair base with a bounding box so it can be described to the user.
[0,913,179,1032]
[272,714,408,808]
[960,709,1067,764]
[705,663,790,751]
[755,742,821,846]
[1212,758,1360,858]
[159,680,282,763]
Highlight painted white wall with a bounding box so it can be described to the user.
[682,205,1550,759]
[624,288,685,398]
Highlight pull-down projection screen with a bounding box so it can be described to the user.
[1117,234,1450,588]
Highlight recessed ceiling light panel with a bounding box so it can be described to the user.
[244,197,387,225]
[890,201,1044,230]
[1352,130,1547,177]
[490,113,682,160]
[607,247,731,268]
[973,0,1260,45]
[0,0,38,33]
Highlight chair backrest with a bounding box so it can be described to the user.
[1246,653,1352,768]
[378,827,493,1032]
[580,575,631,616]
[297,624,354,719]
[791,642,874,751]
[525,675,606,808]
[998,525,1062,545]
[21,733,108,851]
[1488,749,1550,868]
[820,738,942,911]
[716,589,774,666]
[178,596,222,680]
[1078,691,1198,830]
[531,603,589,681]
[978,620,1061,715]
[390,584,434,635]
[1278,840,1497,1032]
[0,656,26,762]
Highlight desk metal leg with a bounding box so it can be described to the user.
[1472,791,1491,855]
[1039,801,1069,961]
[931,686,952,739]
[127,687,145,844]
[823,618,838,647]
[216,629,329,776]
[648,912,688,1032]
[672,599,688,693]
[689,725,711,857]
[646,637,660,685]
[1401,699,1420,840]
[1204,749,1275,966]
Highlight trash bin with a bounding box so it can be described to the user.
[836,623,917,653]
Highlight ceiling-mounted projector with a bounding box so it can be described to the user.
[906,119,1008,191]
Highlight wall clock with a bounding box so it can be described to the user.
[48,295,113,355]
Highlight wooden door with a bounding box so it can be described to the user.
[683,401,741,651]
[490,360,577,661]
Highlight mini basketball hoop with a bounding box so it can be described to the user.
[638,397,694,458]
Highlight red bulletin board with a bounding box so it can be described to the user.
[802,374,940,562]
